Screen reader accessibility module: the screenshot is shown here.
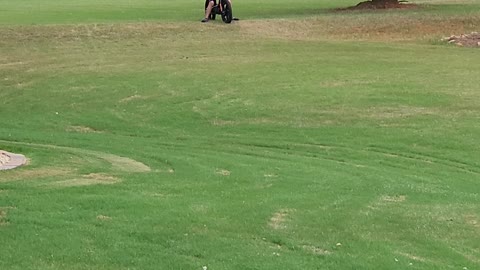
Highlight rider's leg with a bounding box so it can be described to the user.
[202,0,215,22]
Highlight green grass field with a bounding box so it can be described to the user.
[1,0,480,269]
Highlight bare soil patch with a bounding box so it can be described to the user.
[442,32,480,47]
[338,0,418,11]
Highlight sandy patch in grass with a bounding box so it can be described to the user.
[269,209,294,230]
[53,173,119,187]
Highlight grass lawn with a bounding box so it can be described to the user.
[1,0,480,269]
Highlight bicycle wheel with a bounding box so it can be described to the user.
[220,0,232,23]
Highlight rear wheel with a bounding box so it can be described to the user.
[220,0,233,23]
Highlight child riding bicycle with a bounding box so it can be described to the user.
[201,0,238,22]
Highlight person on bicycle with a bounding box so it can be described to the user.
[201,0,238,23]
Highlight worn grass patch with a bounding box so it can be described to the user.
[52,173,119,187]
[0,167,74,183]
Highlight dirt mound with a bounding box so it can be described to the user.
[338,0,417,11]
[442,32,480,47]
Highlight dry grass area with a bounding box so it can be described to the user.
[237,15,480,42]
[53,173,119,187]
[0,13,478,47]
[268,208,294,230]
[0,167,74,183]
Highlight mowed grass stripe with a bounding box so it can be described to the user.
[1,1,480,269]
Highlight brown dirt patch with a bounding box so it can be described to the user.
[442,32,480,47]
[338,0,418,11]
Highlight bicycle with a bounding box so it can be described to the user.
[204,0,233,23]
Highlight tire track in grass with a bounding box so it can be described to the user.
[0,139,150,173]
[189,138,478,180]
[0,139,151,187]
